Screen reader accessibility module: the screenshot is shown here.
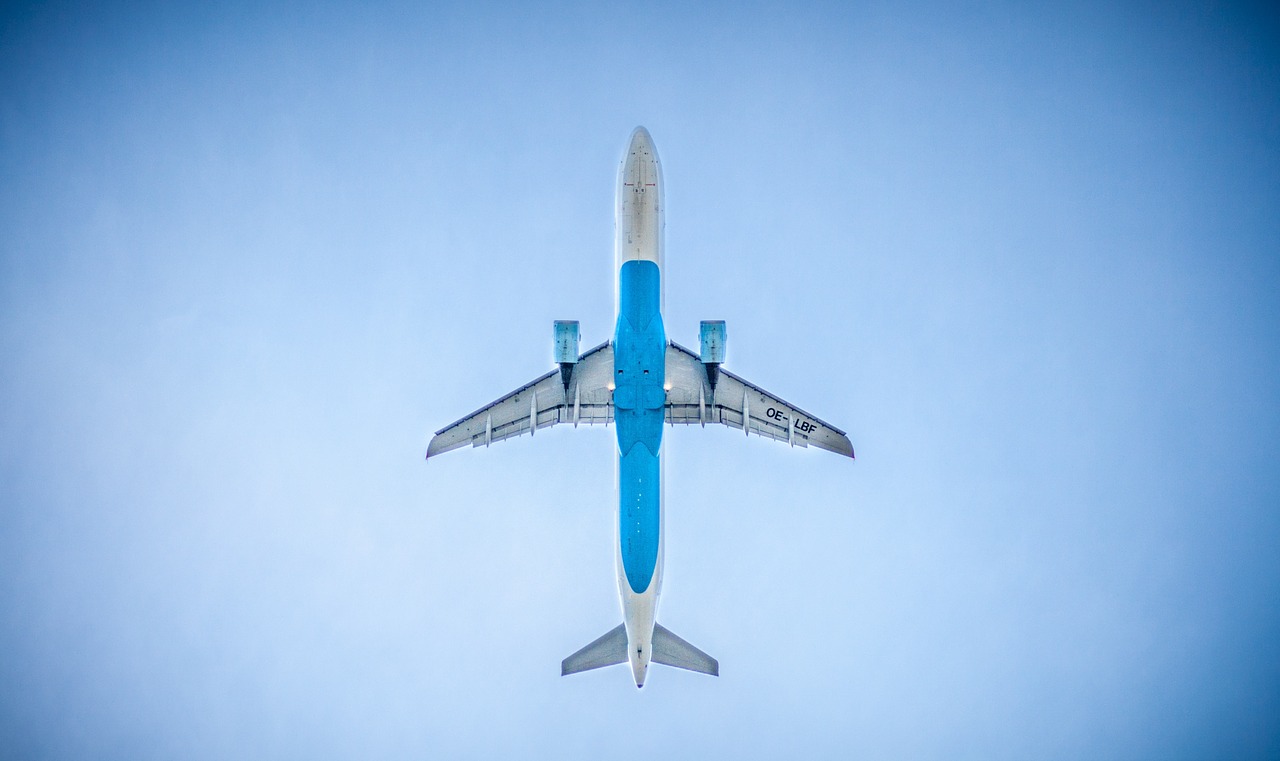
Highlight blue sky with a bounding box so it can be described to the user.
[2,1,1278,758]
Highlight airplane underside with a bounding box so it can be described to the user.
[426,127,853,687]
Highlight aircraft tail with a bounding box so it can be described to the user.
[652,623,719,676]
[561,623,628,675]
[561,622,719,677]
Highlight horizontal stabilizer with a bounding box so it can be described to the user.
[561,623,628,676]
[652,624,719,676]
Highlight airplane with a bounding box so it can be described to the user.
[426,127,854,688]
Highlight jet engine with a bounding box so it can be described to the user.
[699,320,726,390]
[554,320,580,388]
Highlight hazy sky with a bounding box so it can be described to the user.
[2,2,1278,758]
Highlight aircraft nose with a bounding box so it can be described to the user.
[620,126,660,193]
[628,126,653,155]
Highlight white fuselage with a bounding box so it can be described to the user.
[613,126,665,687]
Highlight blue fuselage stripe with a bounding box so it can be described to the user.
[613,260,665,594]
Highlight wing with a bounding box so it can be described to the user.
[426,342,614,459]
[664,341,854,458]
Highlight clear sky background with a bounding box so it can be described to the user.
[2,1,1278,758]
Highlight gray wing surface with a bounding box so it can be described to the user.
[664,341,854,458]
[652,624,719,676]
[426,342,614,459]
[561,624,629,676]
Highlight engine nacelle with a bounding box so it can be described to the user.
[699,320,726,391]
[699,320,726,364]
[554,320,580,363]
[554,320,580,388]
